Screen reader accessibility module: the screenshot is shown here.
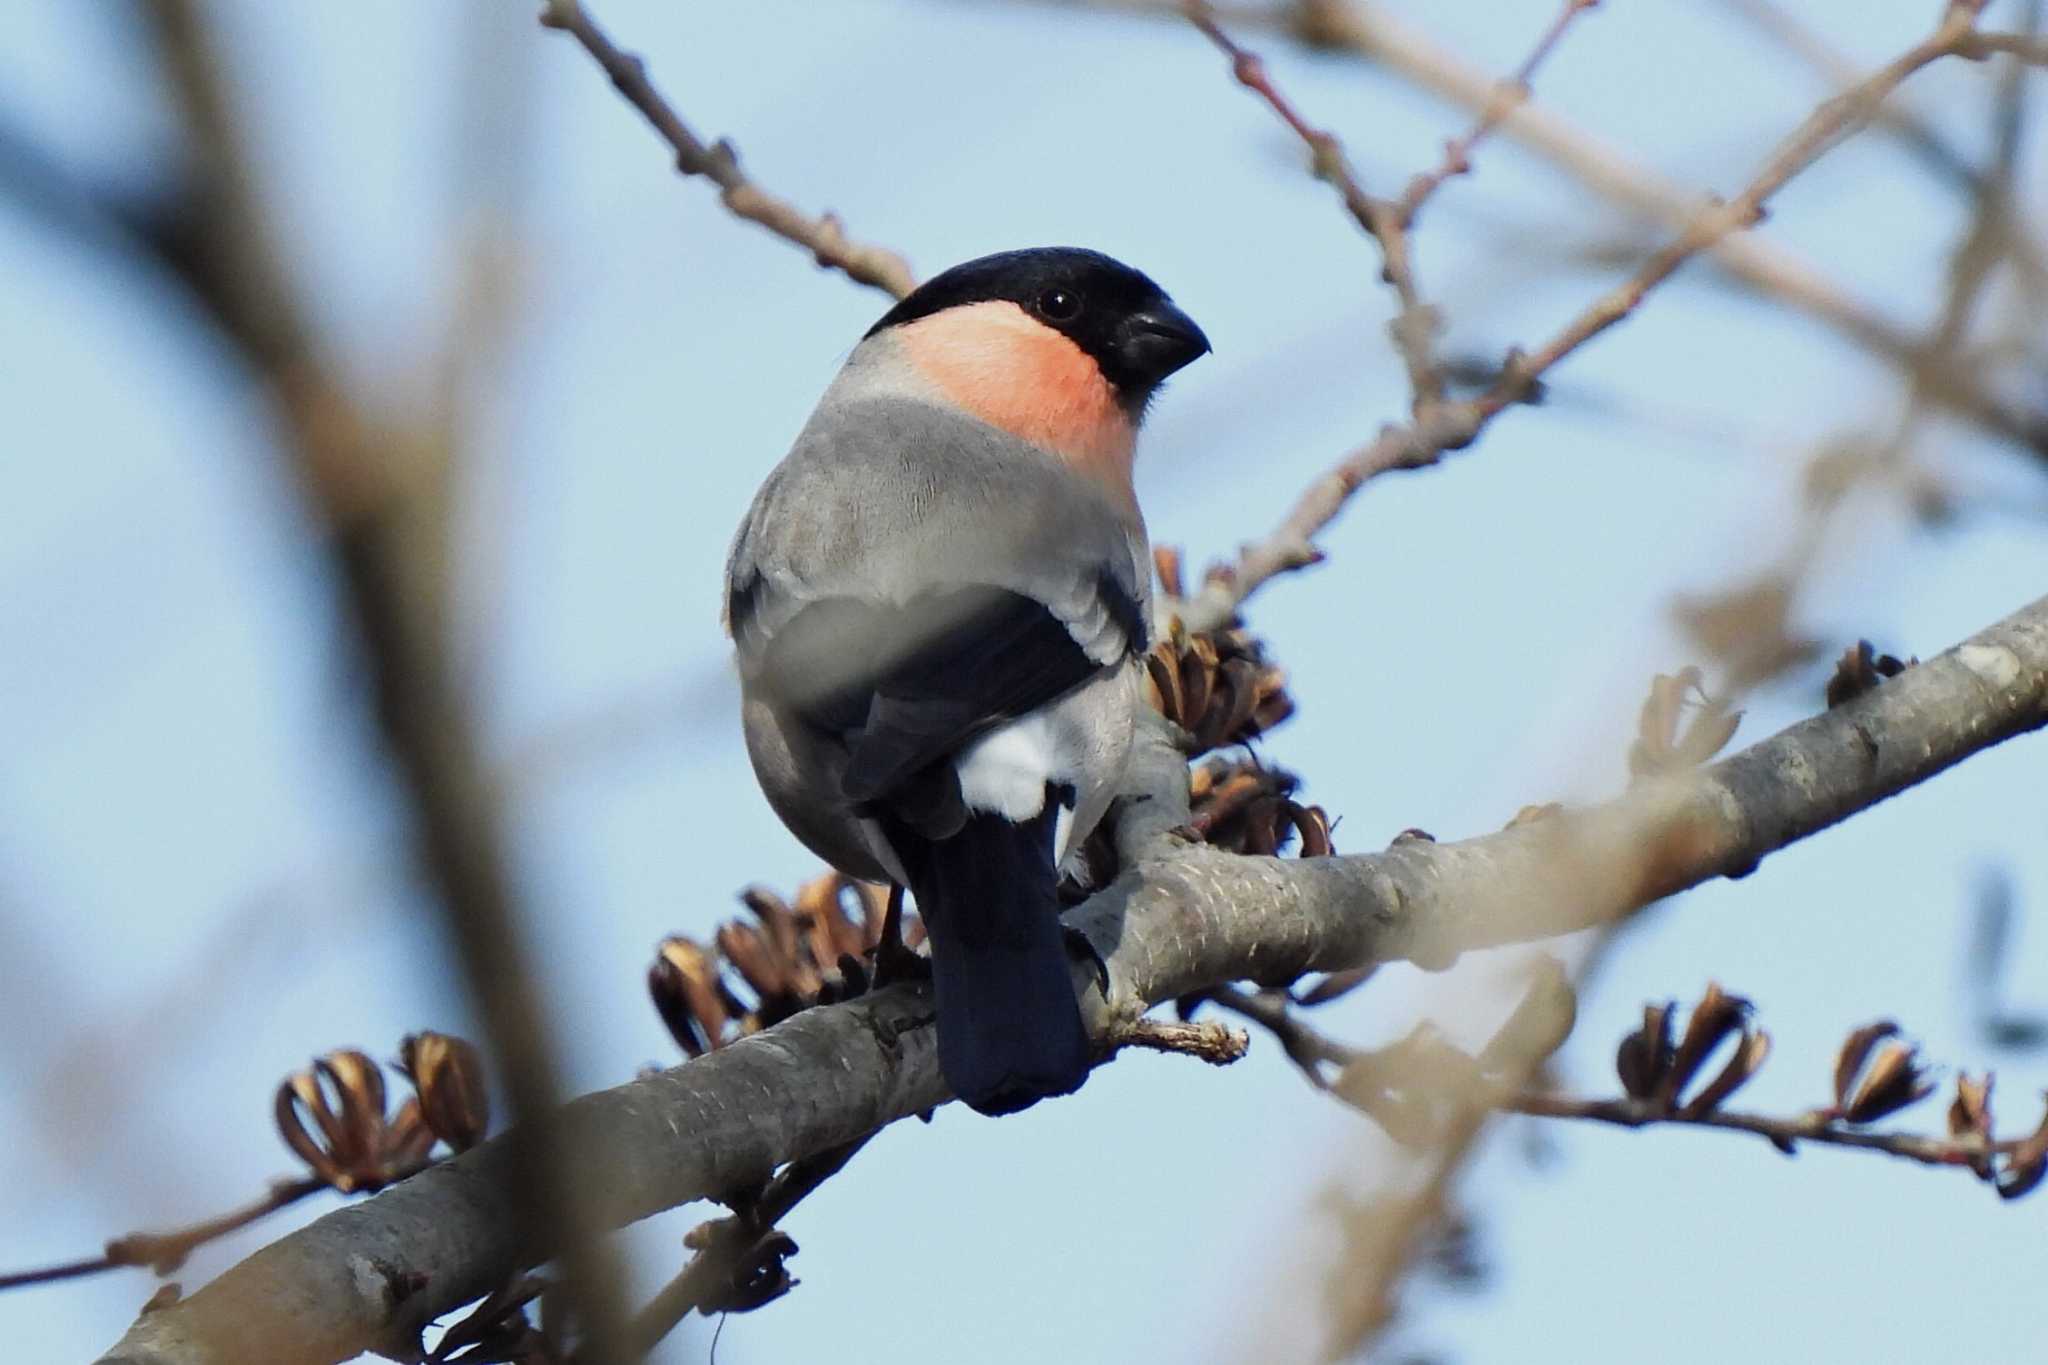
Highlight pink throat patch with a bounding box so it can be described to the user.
[892,301,1137,503]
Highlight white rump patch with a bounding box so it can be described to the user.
[956,716,1056,822]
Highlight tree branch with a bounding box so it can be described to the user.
[539,0,916,299]
[99,591,2048,1363]
[1046,0,2048,464]
[1175,0,2010,630]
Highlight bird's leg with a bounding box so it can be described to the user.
[870,883,931,988]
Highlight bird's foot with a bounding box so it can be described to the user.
[870,884,932,989]
[1064,924,1110,997]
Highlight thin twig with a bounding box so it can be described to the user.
[1222,976,2034,1173]
[539,0,916,299]
[1395,0,1603,223]
[1176,0,2004,631]
[1200,985,1346,1085]
[1958,29,2048,61]
[1043,0,2048,460]
[1111,1015,1252,1065]
[1184,1,1445,405]
[613,1136,874,1359]
[1506,1092,2028,1168]
[0,1178,326,1292]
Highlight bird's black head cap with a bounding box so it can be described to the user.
[866,247,1210,414]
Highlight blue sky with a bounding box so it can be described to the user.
[3,2,2046,1361]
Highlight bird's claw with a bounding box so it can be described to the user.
[1064,924,1110,997]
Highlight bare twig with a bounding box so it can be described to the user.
[1176,0,2008,631]
[1958,29,2048,62]
[1111,1015,1252,1065]
[1185,1,1444,404]
[612,1136,873,1360]
[1395,0,1604,223]
[1042,0,2048,460]
[1505,1092,2028,1169]
[538,0,916,298]
[0,1179,325,1292]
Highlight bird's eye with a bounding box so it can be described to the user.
[1035,287,1082,322]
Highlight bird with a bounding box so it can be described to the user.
[724,247,1210,1115]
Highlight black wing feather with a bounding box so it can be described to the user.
[758,584,1130,818]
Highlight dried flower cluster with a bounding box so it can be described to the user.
[1627,667,1742,780]
[1187,758,1334,858]
[1142,618,1295,752]
[1556,987,2048,1197]
[275,1034,491,1194]
[1614,983,1772,1119]
[649,872,920,1057]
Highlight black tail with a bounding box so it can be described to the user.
[889,805,1091,1116]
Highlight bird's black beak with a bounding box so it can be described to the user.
[1116,301,1211,385]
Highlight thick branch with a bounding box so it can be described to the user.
[100,594,2048,1363]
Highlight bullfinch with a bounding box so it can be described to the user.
[724,247,1210,1115]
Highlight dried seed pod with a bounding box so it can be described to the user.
[1142,626,1296,754]
[1948,1072,1994,1143]
[1628,668,1742,780]
[1677,1029,1772,1120]
[1839,1038,1934,1124]
[1655,983,1754,1111]
[398,1032,491,1153]
[1825,639,1913,709]
[742,887,819,1003]
[1948,1072,1996,1179]
[274,1049,423,1193]
[713,921,790,1020]
[1617,1003,1676,1101]
[650,936,738,1056]
[1832,1021,1902,1114]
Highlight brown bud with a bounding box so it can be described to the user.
[1839,1038,1934,1124]
[1677,1029,1771,1119]
[398,1032,490,1152]
[1832,1020,1902,1114]
[1826,639,1913,709]
[1629,668,1742,780]
[1948,1072,1994,1143]
[1656,983,1753,1111]
[1617,1002,1676,1101]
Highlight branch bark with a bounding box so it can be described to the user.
[100,593,2048,1363]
